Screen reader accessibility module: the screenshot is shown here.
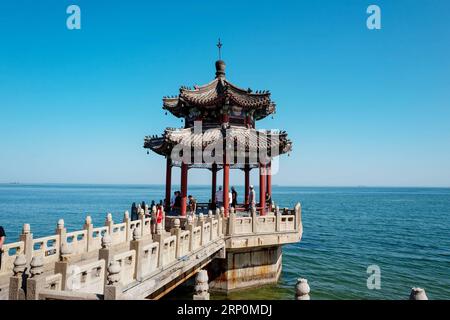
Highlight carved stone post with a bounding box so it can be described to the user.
[198,213,206,245]
[193,270,210,300]
[19,223,33,264]
[139,209,145,236]
[104,261,122,300]
[105,213,114,235]
[207,211,214,240]
[275,206,281,232]
[130,228,144,281]
[83,216,94,251]
[216,208,222,237]
[123,211,130,241]
[170,219,182,258]
[186,216,194,252]
[99,234,113,286]
[409,287,428,300]
[295,278,310,300]
[294,203,301,230]
[228,208,236,236]
[9,254,27,300]
[26,256,45,300]
[56,219,67,256]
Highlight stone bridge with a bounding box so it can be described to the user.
[0,204,302,300]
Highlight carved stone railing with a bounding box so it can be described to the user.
[2,202,302,300]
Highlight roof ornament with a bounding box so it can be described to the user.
[217,38,223,60]
[215,39,226,78]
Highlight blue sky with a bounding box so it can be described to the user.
[0,0,449,187]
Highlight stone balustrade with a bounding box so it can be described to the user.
[1,202,302,300]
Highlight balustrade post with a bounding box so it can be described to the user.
[55,219,67,260]
[275,206,281,232]
[170,219,182,258]
[295,278,311,300]
[215,208,222,237]
[409,287,428,300]
[186,216,194,252]
[8,254,27,300]
[99,234,113,286]
[295,202,301,231]
[105,213,114,235]
[207,211,214,240]
[26,256,45,300]
[104,261,122,300]
[198,213,206,245]
[122,211,130,241]
[139,209,145,236]
[19,223,33,264]
[83,216,94,251]
[193,270,210,300]
[228,209,236,236]
[130,228,144,281]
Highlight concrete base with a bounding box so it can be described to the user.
[208,245,282,293]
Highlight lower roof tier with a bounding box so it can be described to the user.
[144,126,292,168]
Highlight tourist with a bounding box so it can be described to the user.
[156,203,164,225]
[248,185,256,208]
[188,195,197,214]
[266,192,272,205]
[231,187,237,208]
[170,192,176,207]
[172,191,181,215]
[0,226,5,267]
[131,202,138,221]
[215,186,223,208]
[141,201,147,215]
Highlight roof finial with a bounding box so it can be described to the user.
[217,38,223,60]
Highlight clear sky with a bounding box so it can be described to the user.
[0,0,449,187]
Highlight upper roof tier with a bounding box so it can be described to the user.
[162,60,276,121]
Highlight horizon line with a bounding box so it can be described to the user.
[1,182,449,189]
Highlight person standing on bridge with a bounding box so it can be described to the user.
[231,187,238,208]
[215,186,223,208]
[0,226,5,267]
[131,202,138,221]
[188,195,197,214]
[248,185,256,209]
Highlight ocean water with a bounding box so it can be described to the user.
[0,184,449,300]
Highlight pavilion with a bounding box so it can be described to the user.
[144,57,292,217]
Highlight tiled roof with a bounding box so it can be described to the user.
[144,126,292,164]
[162,78,275,120]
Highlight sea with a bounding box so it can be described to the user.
[0,184,449,300]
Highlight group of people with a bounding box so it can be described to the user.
[130,200,164,223]
[169,185,271,215]
[169,191,197,215]
[215,186,239,208]
[215,185,271,210]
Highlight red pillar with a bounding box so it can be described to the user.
[244,165,250,207]
[165,157,172,210]
[222,111,230,217]
[223,162,230,217]
[211,163,217,208]
[180,163,188,216]
[266,161,272,200]
[259,163,266,215]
